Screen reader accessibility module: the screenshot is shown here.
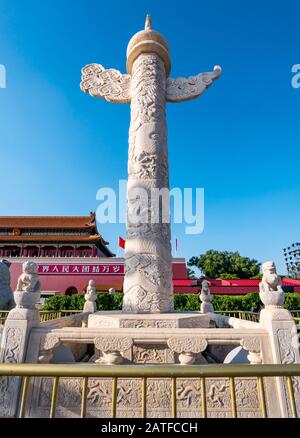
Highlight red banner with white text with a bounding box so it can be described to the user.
[38,263,124,275]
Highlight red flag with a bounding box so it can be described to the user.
[119,236,126,249]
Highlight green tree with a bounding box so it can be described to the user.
[188,250,260,279]
[219,273,239,280]
[250,274,263,280]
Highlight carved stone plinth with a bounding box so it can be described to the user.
[88,311,210,329]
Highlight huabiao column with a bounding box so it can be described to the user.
[80,15,221,314]
[123,16,173,313]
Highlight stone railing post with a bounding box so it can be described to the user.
[259,306,300,417]
[0,261,41,417]
[82,280,97,327]
[258,261,300,417]
[200,280,214,314]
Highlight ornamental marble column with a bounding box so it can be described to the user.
[123,22,172,313]
[80,15,221,314]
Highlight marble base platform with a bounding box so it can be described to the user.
[88,311,210,329]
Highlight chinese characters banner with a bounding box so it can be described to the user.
[38,264,124,275]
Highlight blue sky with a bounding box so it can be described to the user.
[0,0,299,274]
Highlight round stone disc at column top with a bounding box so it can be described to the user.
[126,15,171,76]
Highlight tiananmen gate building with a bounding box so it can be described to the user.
[0,212,113,258]
[0,213,191,296]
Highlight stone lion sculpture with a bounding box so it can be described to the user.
[259,261,284,306]
[16,261,41,293]
[0,260,15,310]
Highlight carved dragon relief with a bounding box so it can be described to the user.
[80,63,221,104]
